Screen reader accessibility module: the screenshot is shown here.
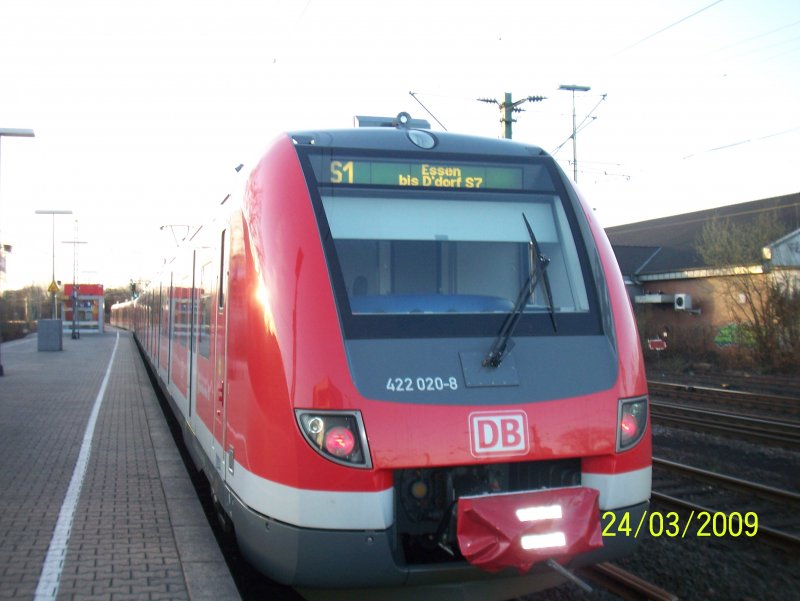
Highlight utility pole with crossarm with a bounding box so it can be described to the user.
[478,92,546,139]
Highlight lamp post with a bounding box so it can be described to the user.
[0,128,36,377]
[558,85,591,182]
[62,220,87,339]
[35,209,73,318]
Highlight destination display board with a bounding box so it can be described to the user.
[317,158,525,190]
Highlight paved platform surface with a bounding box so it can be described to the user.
[0,330,241,601]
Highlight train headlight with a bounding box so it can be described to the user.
[296,410,372,468]
[617,396,648,451]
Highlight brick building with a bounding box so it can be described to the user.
[606,193,800,359]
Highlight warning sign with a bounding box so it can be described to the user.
[48,280,59,294]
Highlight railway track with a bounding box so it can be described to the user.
[649,373,800,397]
[650,400,800,449]
[648,381,799,417]
[652,457,800,552]
[577,563,678,601]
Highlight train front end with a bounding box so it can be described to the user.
[232,120,650,597]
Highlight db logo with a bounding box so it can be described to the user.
[468,411,529,457]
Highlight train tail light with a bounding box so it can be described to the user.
[324,426,355,457]
[296,410,372,468]
[617,396,648,451]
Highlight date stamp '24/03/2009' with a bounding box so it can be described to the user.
[602,510,759,539]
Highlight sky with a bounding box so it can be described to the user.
[0,0,798,290]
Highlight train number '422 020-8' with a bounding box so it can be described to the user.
[386,376,459,392]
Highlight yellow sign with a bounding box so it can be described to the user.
[48,280,59,294]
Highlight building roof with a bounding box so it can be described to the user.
[606,192,800,278]
[64,283,104,296]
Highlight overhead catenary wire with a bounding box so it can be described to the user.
[551,94,606,156]
[408,91,448,131]
[683,125,800,159]
[715,19,800,52]
[552,118,597,156]
[751,42,800,65]
[616,0,726,54]
[552,158,631,181]
[575,94,607,132]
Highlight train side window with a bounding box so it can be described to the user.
[198,261,212,359]
[218,229,226,309]
[168,277,175,351]
[164,280,171,344]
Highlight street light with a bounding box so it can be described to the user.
[62,220,87,339]
[0,127,36,377]
[35,209,73,318]
[558,85,591,183]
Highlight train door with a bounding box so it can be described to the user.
[163,273,173,378]
[156,283,162,369]
[191,246,216,464]
[148,291,155,357]
[169,271,192,416]
[213,228,229,479]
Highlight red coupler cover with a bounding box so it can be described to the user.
[456,486,603,574]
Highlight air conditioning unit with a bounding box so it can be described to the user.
[674,293,692,311]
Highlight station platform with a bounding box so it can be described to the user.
[0,329,241,601]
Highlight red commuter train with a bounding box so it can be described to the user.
[112,114,650,600]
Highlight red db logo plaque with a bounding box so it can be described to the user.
[469,411,529,457]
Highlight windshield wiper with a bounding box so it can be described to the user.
[523,213,558,335]
[482,213,557,369]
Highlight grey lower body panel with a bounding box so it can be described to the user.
[230,492,406,588]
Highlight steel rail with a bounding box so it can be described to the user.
[648,381,800,413]
[653,457,800,506]
[648,373,800,397]
[650,401,800,449]
[579,562,679,601]
[651,491,800,552]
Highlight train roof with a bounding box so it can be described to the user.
[287,123,549,159]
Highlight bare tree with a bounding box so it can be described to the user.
[768,271,800,371]
[697,214,800,372]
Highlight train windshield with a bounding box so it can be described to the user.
[305,153,600,339]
